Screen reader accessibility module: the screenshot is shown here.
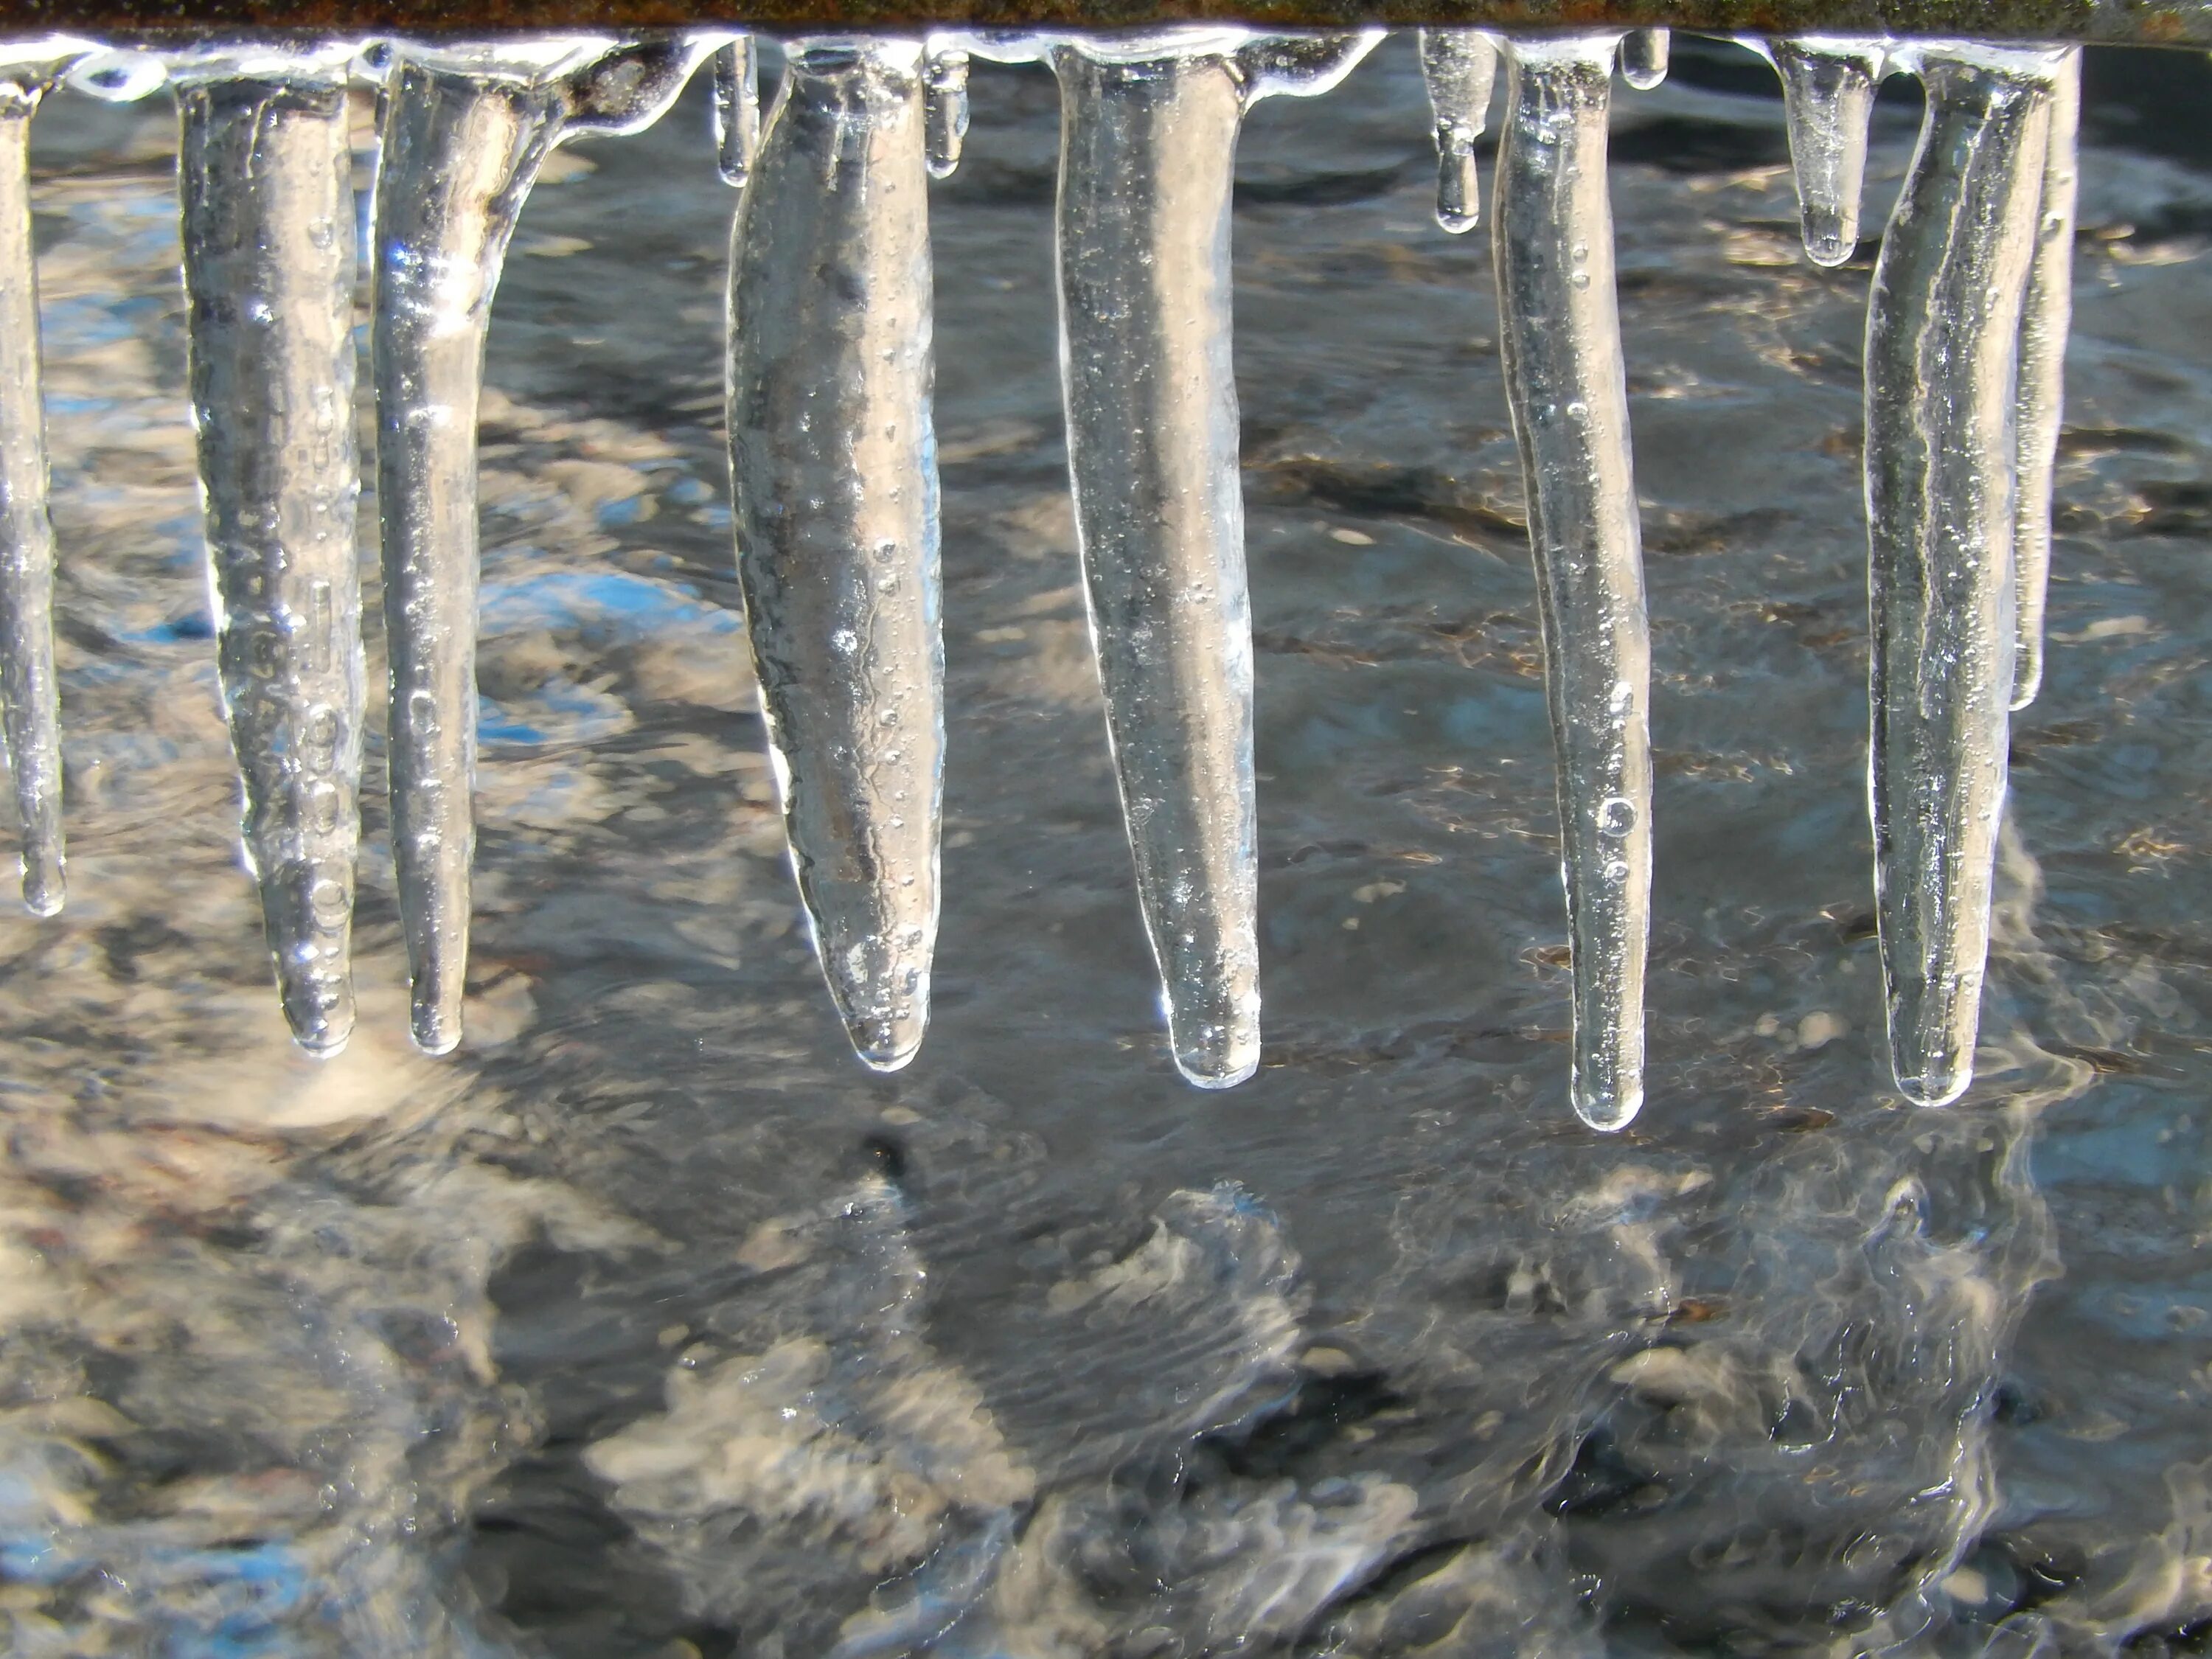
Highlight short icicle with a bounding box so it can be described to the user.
[173,44,366,1054]
[2011,46,2080,711]
[0,42,88,918]
[924,41,971,178]
[1048,29,1377,1088]
[1419,29,1498,235]
[1764,37,1886,267]
[1864,43,2065,1107]
[374,36,710,1054]
[726,38,944,1071]
[1492,32,1652,1131]
[1619,29,1669,91]
[711,35,759,187]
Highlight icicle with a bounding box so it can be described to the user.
[925,41,971,179]
[1492,33,1650,1132]
[1760,37,1886,267]
[170,43,365,1054]
[711,35,759,187]
[0,42,88,918]
[1418,29,1498,235]
[1619,29,1669,91]
[1047,29,1377,1088]
[2011,47,2079,711]
[372,35,711,1054]
[726,38,943,1071]
[1865,43,2067,1107]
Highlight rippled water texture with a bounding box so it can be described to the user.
[3,37,2211,1658]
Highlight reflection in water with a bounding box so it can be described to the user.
[0,37,2210,1658]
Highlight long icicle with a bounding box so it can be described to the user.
[727,38,943,1071]
[1492,32,1651,1131]
[0,44,86,919]
[1765,37,1888,266]
[2011,46,2080,711]
[1048,29,1375,1089]
[173,46,366,1054]
[374,37,709,1054]
[1865,44,2065,1107]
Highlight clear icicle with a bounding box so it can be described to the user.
[711,35,759,187]
[726,38,943,1071]
[1763,36,1886,267]
[172,44,366,1055]
[0,44,86,919]
[1492,32,1651,1131]
[372,36,711,1054]
[924,42,971,179]
[1865,43,2066,1107]
[1419,29,1498,235]
[2011,46,2079,711]
[1048,29,1377,1088]
[1619,29,1669,91]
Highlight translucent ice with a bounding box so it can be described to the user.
[711,35,759,187]
[1619,29,1670,91]
[1865,43,2067,1106]
[925,41,972,179]
[0,44,86,918]
[1418,29,1498,234]
[1492,32,1651,1130]
[173,43,366,1054]
[1761,37,1887,267]
[726,38,943,1071]
[1047,28,1378,1088]
[2011,46,2080,711]
[372,37,712,1054]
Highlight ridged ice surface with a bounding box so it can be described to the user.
[1865,43,2068,1107]
[175,52,364,1056]
[1492,32,1651,1130]
[0,55,72,917]
[1767,36,1886,265]
[727,38,944,1072]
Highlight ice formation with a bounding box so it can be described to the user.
[0,27,2096,1119]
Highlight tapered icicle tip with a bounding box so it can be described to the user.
[828,958,931,1074]
[1575,1080,1643,1133]
[411,993,462,1057]
[20,850,62,918]
[1168,994,1261,1091]
[1419,29,1497,235]
[1620,29,1669,91]
[925,46,970,179]
[1891,1037,1972,1108]
[711,37,759,187]
[1768,38,1885,268]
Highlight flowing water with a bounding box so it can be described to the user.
[1,34,2210,1658]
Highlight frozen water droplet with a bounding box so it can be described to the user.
[1619,29,1669,91]
[1419,29,1497,235]
[925,43,970,178]
[711,35,759,187]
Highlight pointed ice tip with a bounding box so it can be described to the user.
[1801,209,1860,268]
[2011,660,2044,712]
[293,1024,352,1062]
[21,873,63,919]
[1574,1085,1643,1133]
[1436,149,1479,234]
[411,1005,462,1058]
[847,1016,925,1074]
[1169,1018,1260,1090]
[1896,1065,1972,1109]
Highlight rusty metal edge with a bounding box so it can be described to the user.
[5,1,2210,45]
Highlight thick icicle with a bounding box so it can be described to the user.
[1418,29,1498,235]
[0,44,84,918]
[726,38,943,1071]
[173,44,365,1054]
[2011,46,2079,711]
[374,36,709,1054]
[924,41,970,179]
[1619,29,1669,91]
[1764,37,1886,267]
[1492,33,1650,1131]
[1865,44,2064,1107]
[711,35,759,187]
[1048,29,1377,1088]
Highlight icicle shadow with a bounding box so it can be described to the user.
[1046,29,1378,1089]
[1865,43,2067,1107]
[726,38,943,1071]
[0,43,89,919]
[372,36,712,1054]
[2012,46,2080,711]
[1490,32,1652,1131]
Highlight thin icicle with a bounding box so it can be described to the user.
[1419,29,1498,235]
[1619,29,1669,91]
[1048,29,1377,1088]
[726,38,943,1071]
[0,42,86,918]
[1865,43,2065,1107]
[925,42,971,179]
[1492,32,1650,1132]
[1760,36,1886,267]
[372,35,710,1054]
[711,35,759,187]
[172,44,366,1054]
[2011,46,2079,711]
